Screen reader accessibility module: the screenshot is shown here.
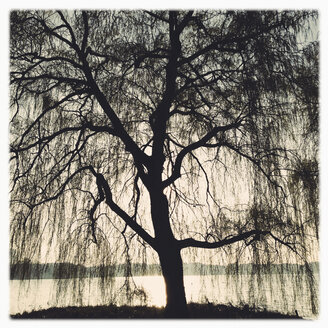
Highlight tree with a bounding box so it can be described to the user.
[10,10,318,317]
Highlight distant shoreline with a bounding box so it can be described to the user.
[10,261,319,280]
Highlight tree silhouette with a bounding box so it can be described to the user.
[10,10,318,317]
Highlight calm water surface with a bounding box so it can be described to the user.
[10,273,318,318]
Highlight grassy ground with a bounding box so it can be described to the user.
[11,303,302,319]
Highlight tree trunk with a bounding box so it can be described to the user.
[158,245,189,318]
[150,190,189,317]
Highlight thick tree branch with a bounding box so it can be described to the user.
[150,12,181,181]
[178,229,298,253]
[145,11,169,23]
[176,11,194,33]
[81,11,89,54]
[92,169,156,250]
[163,119,243,188]
[178,229,270,250]
[56,11,79,50]
[79,47,152,173]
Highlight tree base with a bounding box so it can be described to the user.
[164,304,190,318]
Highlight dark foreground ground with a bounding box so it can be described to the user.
[11,303,302,319]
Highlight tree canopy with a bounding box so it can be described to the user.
[10,10,319,316]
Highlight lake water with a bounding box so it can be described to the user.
[10,273,318,318]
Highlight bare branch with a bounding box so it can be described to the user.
[93,170,157,250]
[11,123,116,153]
[221,141,287,197]
[163,119,243,188]
[145,11,169,23]
[178,229,269,249]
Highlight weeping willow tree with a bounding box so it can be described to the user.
[10,10,319,317]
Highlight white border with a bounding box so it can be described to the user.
[2,0,328,9]
[1,2,327,328]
